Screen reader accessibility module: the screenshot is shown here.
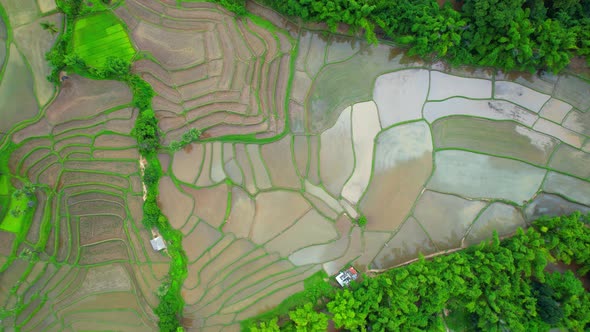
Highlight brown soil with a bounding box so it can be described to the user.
[12,117,52,144]
[44,75,132,125]
[63,160,138,175]
[122,0,292,140]
[78,240,129,265]
[183,182,229,228]
[183,221,222,264]
[125,0,162,25]
[114,6,140,31]
[8,138,52,174]
[52,115,106,136]
[78,215,126,245]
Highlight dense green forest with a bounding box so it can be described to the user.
[246,212,590,331]
[222,0,590,73]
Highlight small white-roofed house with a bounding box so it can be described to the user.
[335,266,359,287]
[150,236,167,251]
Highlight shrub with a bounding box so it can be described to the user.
[169,128,202,151]
[128,75,155,110]
[356,215,367,227]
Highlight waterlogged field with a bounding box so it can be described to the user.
[0,0,589,331]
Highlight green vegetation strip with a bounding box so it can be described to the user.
[246,212,590,331]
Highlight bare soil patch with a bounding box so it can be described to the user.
[78,240,129,265]
[45,75,132,125]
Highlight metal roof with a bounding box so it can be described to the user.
[150,236,167,251]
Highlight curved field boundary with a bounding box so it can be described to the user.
[117,0,296,145]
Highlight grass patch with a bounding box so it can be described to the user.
[73,11,135,68]
[0,194,29,233]
[0,180,37,234]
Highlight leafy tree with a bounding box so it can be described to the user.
[56,0,82,16]
[289,303,328,331]
[12,189,23,200]
[541,270,590,330]
[64,53,88,71]
[143,162,161,187]
[169,128,202,151]
[104,56,131,77]
[356,215,367,227]
[250,318,280,332]
[128,75,155,110]
[536,293,564,324]
[534,212,590,275]
[327,288,368,330]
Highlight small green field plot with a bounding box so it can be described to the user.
[73,12,135,68]
[0,193,31,233]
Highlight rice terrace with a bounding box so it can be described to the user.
[0,0,590,331]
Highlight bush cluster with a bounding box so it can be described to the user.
[169,128,202,151]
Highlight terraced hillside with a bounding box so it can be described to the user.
[1,74,167,330]
[0,0,589,331]
[116,0,293,142]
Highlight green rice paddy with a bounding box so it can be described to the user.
[73,11,135,68]
[0,194,28,233]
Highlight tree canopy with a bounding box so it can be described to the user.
[247,212,590,331]
[252,0,590,72]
